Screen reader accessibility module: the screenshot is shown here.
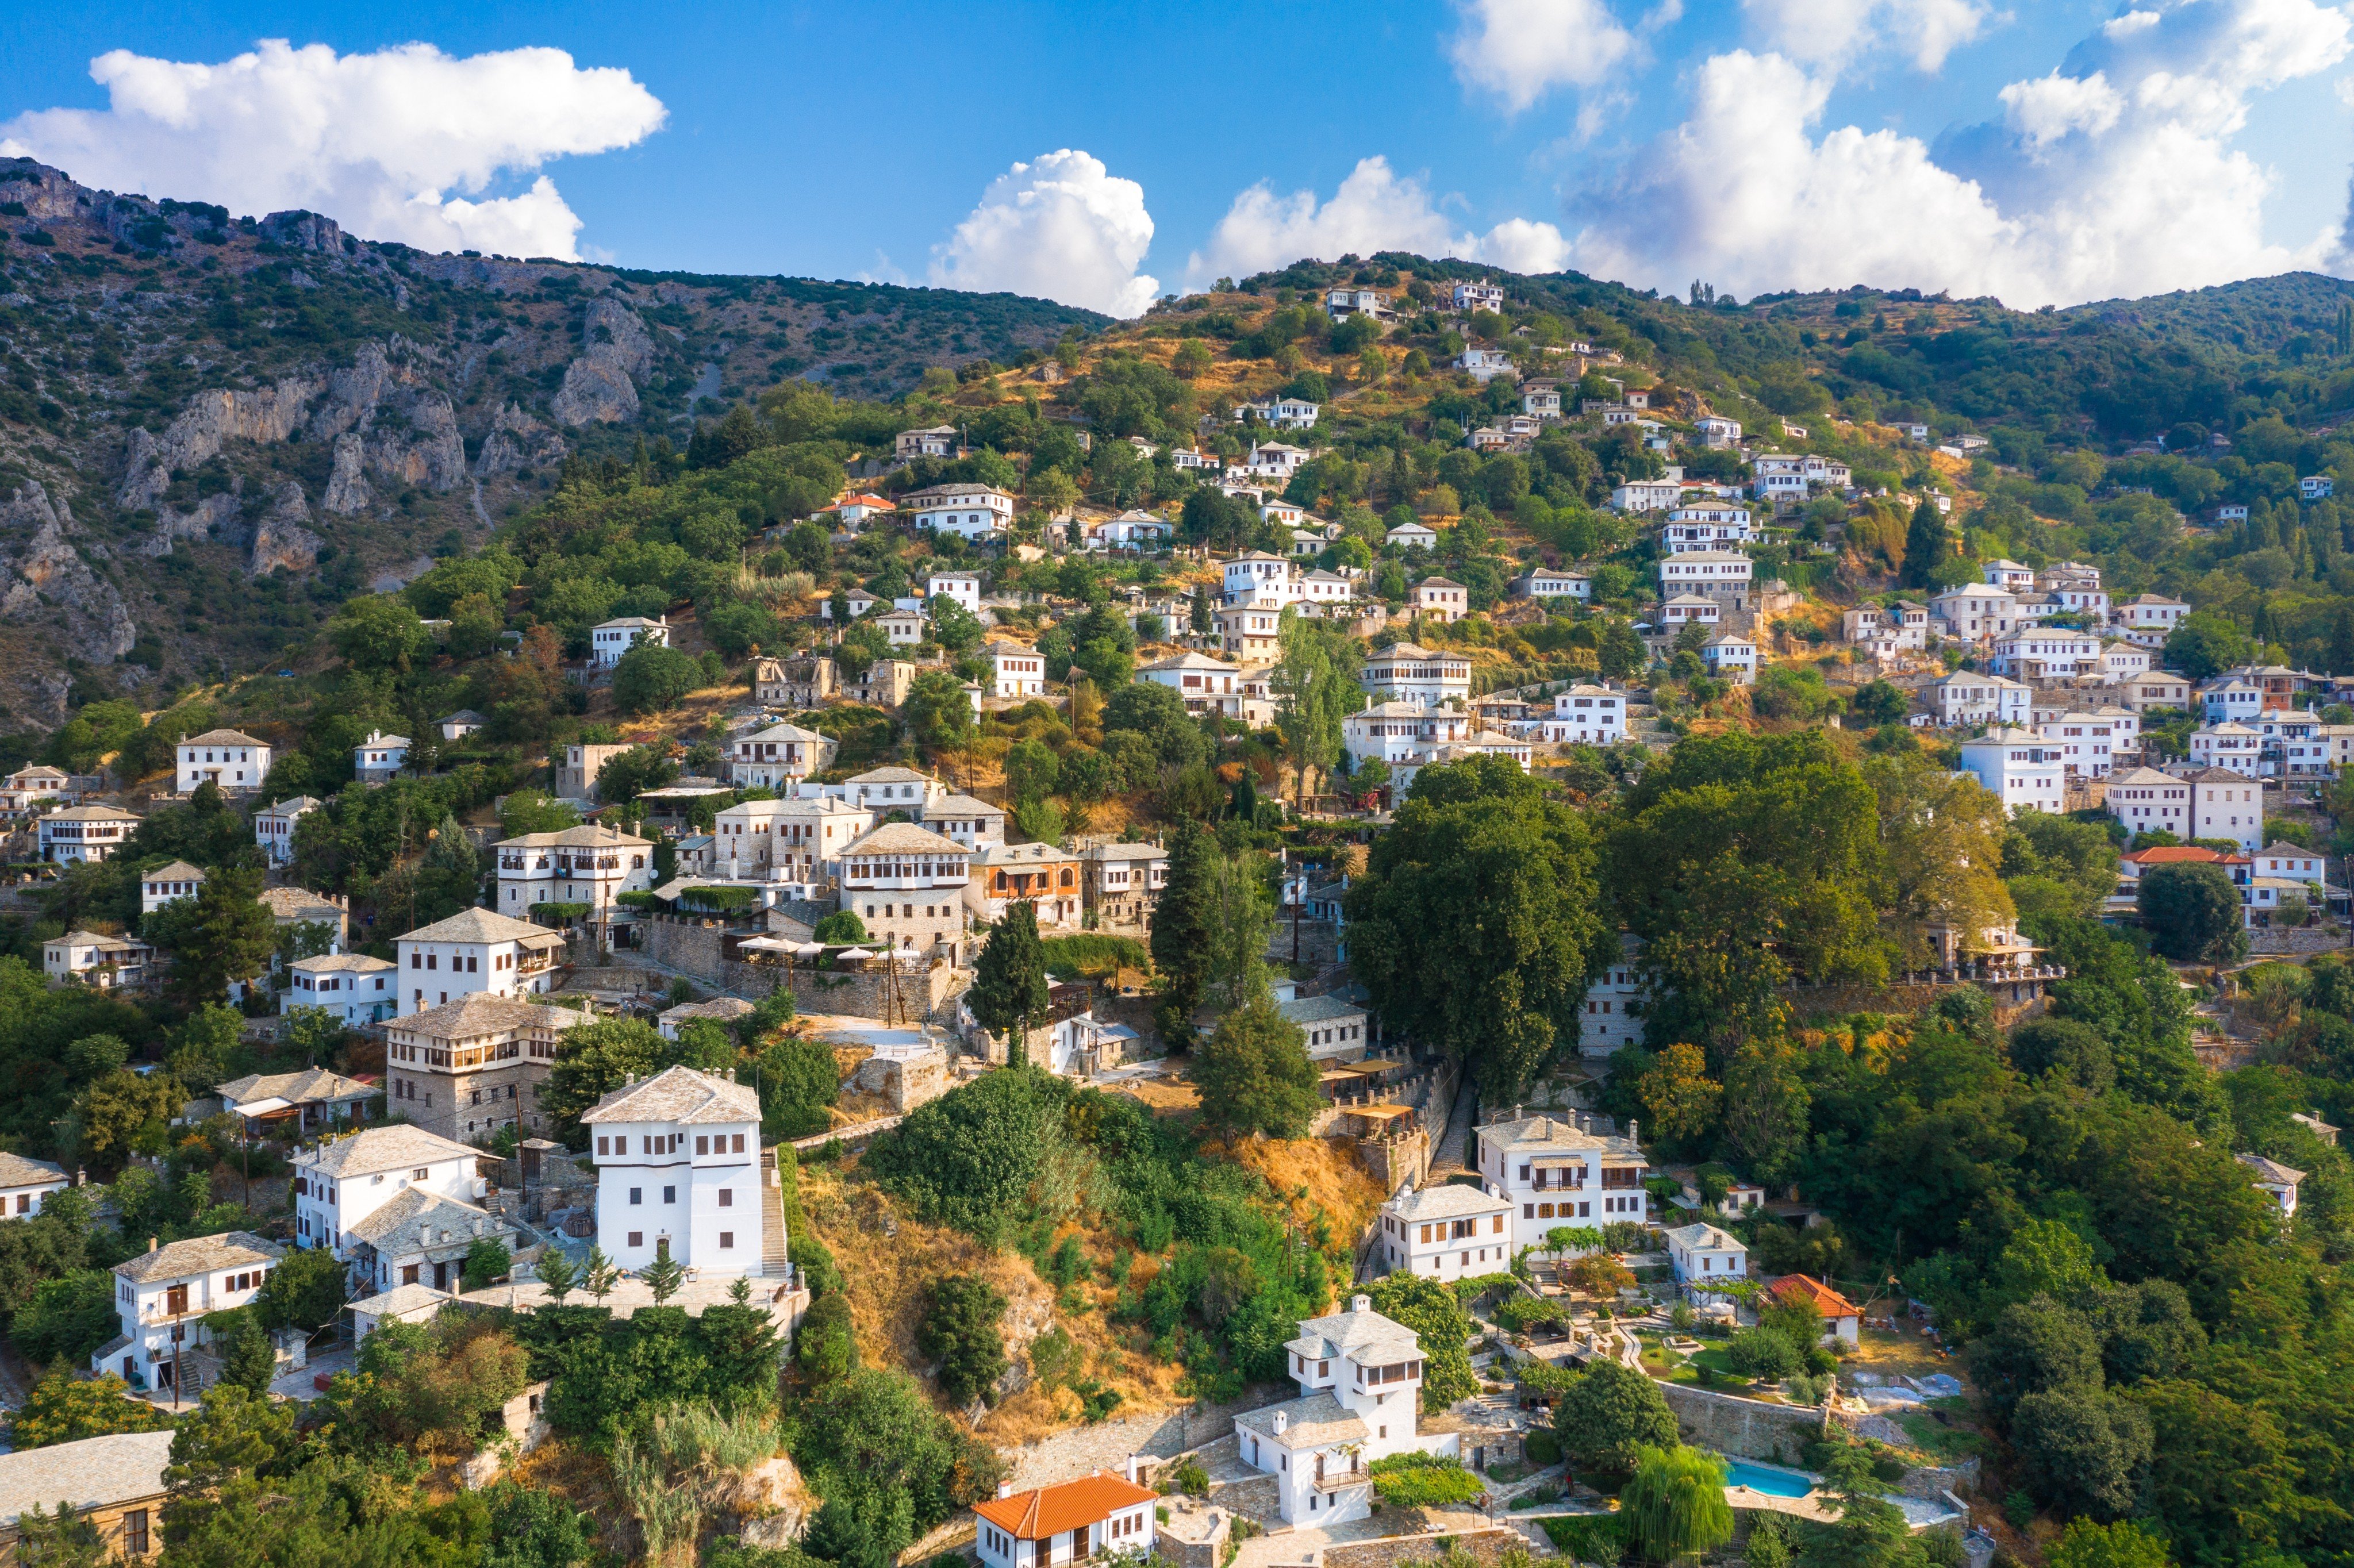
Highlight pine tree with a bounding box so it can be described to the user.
[1150,821,1217,1044]
[1901,498,1948,589]
[535,1246,578,1305]
[642,1242,684,1305]
[969,900,1050,1067]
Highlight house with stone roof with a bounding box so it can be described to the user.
[383,994,585,1142]
[1375,1182,1515,1282]
[582,1067,767,1277]
[1234,1294,1451,1525]
[291,1125,485,1256]
[393,906,568,1016]
[345,1185,517,1296]
[139,860,206,916]
[1476,1110,1649,1250]
[0,1429,176,1562]
[218,1066,379,1131]
[1664,1221,1749,1297]
[0,1152,70,1220]
[90,1232,285,1392]
[2238,1153,2306,1217]
[175,728,271,795]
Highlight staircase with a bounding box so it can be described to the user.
[759,1147,790,1279]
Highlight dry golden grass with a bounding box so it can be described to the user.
[1215,1135,1388,1248]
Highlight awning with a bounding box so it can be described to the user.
[231,1096,293,1116]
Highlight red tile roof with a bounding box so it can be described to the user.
[2122,847,2225,864]
[1771,1273,1861,1319]
[975,1472,1157,1540]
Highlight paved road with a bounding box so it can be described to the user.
[1428,1080,1477,1177]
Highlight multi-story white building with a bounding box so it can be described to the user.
[290,1124,484,1256]
[926,571,983,614]
[385,994,583,1142]
[1217,598,1285,662]
[905,483,1016,539]
[1223,552,1297,603]
[1542,685,1626,745]
[728,723,839,789]
[1703,630,1758,685]
[590,616,669,668]
[1664,1223,1749,1298]
[0,764,76,817]
[2034,712,2122,777]
[836,822,972,961]
[711,796,877,886]
[283,953,398,1027]
[43,930,152,989]
[840,765,951,814]
[1512,569,1591,600]
[2115,594,2189,635]
[254,795,320,866]
[0,1152,69,1220]
[583,1066,767,1278]
[2107,767,2189,838]
[1922,671,2032,728]
[2189,722,2263,776]
[2201,678,2265,725]
[1581,939,1645,1056]
[139,860,205,916]
[1452,280,1505,313]
[1474,1110,1650,1251]
[986,642,1047,698]
[175,729,271,795]
[2184,766,2265,852]
[1085,842,1168,930]
[917,793,1007,849]
[393,908,568,1016]
[1990,630,2103,679]
[1657,550,1752,604]
[2118,672,2193,713]
[1374,1184,1514,1282]
[1658,593,1721,629]
[91,1232,284,1393]
[494,824,655,929]
[1660,501,1756,553]
[1359,643,1472,708]
[39,805,139,864]
[1234,1296,1438,1526]
[1136,651,1247,716]
[1930,586,2021,641]
[1343,703,1470,771]
[1413,578,1468,622]
[1957,728,2065,814]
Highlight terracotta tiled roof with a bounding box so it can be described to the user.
[2121,847,2226,864]
[1771,1273,1861,1317]
[973,1470,1157,1539]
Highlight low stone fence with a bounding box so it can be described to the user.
[642,919,955,1020]
[2248,927,2348,955]
[1657,1382,1829,1463]
[1894,1458,1980,1500]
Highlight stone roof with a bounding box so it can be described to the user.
[1288,1299,1422,1365]
[260,795,322,816]
[842,822,967,858]
[400,907,563,946]
[295,1124,480,1178]
[350,1281,458,1320]
[0,1429,175,1528]
[43,805,140,823]
[217,1067,376,1108]
[1278,995,1365,1026]
[922,793,1003,817]
[581,1064,761,1127]
[114,1230,285,1284]
[2237,1153,2306,1184]
[1385,1183,1512,1223]
[660,996,758,1025]
[497,824,652,848]
[847,766,935,785]
[181,729,267,747]
[1664,1222,1748,1253]
[259,886,344,922]
[390,994,586,1043]
[0,1151,68,1189]
[144,860,206,882]
[1086,841,1165,862]
[1479,1112,1641,1158]
[1233,1391,1368,1452]
[346,1186,510,1256]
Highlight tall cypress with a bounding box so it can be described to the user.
[1901,498,1948,589]
[969,901,1050,1067]
[1150,820,1216,1046]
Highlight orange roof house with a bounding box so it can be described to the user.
[1769,1273,1862,1345]
[974,1468,1158,1568]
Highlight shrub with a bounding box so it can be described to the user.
[1727,1327,1802,1381]
[1368,1451,1484,1508]
[1523,1428,1561,1466]
[916,1275,1009,1407]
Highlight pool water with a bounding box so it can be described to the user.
[1723,1461,1815,1498]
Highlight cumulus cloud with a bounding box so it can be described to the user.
[1447,0,1643,113]
[1565,0,2352,309]
[928,149,1158,317]
[0,40,665,260]
[1741,0,1993,73]
[1186,157,1570,285]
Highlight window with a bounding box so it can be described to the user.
[628,1232,643,1248]
[663,1186,676,1204]
[629,1187,643,1205]
[732,1133,746,1153]
[719,1188,733,1208]
[124,1509,150,1557]
[720,1232,735,1248]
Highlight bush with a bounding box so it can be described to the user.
[1368,1451,1484,1508]
[1523,1428,1561,1466]
[1727,1327,1803,1381]
[916,1275,1008,1408]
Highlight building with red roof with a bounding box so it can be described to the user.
[974,1464,1158,1568]
[1769,1273,1863,1347]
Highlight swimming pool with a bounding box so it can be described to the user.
[1723,1461,1815,1498]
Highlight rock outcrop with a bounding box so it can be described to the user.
[249,484,323,575]
[551,297,656,426]
[322,433,371,515]
[474,403,566,477]
[0,482,137,660]
[139,492,243,557]
[716,1455,813,1547]
[117,378,315,510]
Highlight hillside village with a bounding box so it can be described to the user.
[1,202,2352,1568]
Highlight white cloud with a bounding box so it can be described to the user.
[928,149,1158,317]
[1742,0,1992,73]
[1186,156,1569,286]
[1447,0,1643,113]
[1565,0,2353,309]
[0,40,664,260]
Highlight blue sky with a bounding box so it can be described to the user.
[5,0,2352,313]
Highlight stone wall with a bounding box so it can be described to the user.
[641,920,955,1021]
[851,1048,953,1114]
[1657,1382,1829,1462]
[2249,927,2348,956]
[1895,1458,1981,1501]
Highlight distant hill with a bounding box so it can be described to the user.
[0,156,1103,726]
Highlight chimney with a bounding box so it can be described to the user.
[1272,1409,1289,1435]
[997,1480,1015,1501]
[1350,1293,1371,1314]
[148,1236,158,1254]
[1127,1454,1145,1486]
[1628,1119,1639,1144]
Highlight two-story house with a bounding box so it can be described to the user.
[917,793,1007,849]
[43,931,153,989]
[583,1066,767,1277]
[1922,671,2033,728]
[139,862,205,917]
[971,841,1085,928]
[345,1184,519,1294]
[837,822,972,960]
[1476,1110,1649,1249]
[1233,1296,1442,1525]
[1958,729,2065,815]
[2183,767,2265,854]
[728,724,839,789]
[1376,1183,1515,1282]
[393,908,569,1016]
[1413,578,1468,623]
[1083,843,1166,931]
[1541,685,1626,745]
[250,795,320,868]
[1359,643,1472,708]
[175,729,271,795]
[91,1232,285,1393]
[354,732,410,783]
[590,616,669,668]
[39,805,140,864]
[1663,1221,1749,1298]
[2188,722,2263,777]
[1581,937,1646,1056]
[385,994,584,1141]
[753,654,837,709]
[843,766,952,814]
[712,796,877,886]
[905,483,1016,540]
[2107,767,2190,837]
[282,952,397,1027]
[0,1152,70,1219]
[1657,550,1753,608]
[975,1463,1158,1568]
[1217,598,1285,662]
[494,824,655,931]
[291,1125,484,1256]
[986,642,1047,699]
[1278,994,1370,1063]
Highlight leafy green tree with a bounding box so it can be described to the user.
[1622,1446,1734,1563]
[1808,1440,1922,1568]
[1719,1039,1810,1186]
[812,910,870,944]
[2009,1019,2115,1093]
[73,1067,182,1178]
[331,595,431,675]
[597,744,681,805]
[1003,740,1060,806]
[1349,755,1615,1097]
[462,1237,513,1290]
[252,1245,348,1333]
[543,1018,692,1148]
[1553,1359,1679,1473]
[613,644,706,715]
[1901,498,1949,588]
[1272,618,1362,800]
[482,1481,593,1568]
[798,1292,861,1385]
[2138,863,2247,963]
[13,1269,121,1366]
[643,1243,685,1305]
[1968,1296,2103,1423]
[533,1247,578,1306]
[1192,971,1321,1139]
[1149,820,1216,1042]
[2013,1385,2153,1519]
[863,1067,1066,1245]
[969,903,1051,1066]
[916,1275,1008,1407]
[147,864,276,1010]
[2162,612,2252,681]
[904,671,974,750]
[11,1370,172,1448]
[1727,1325,1802,1381]
[753,1031,840,1139]
[1365,1274,1479,1411]
[1851,679,1910,727]
[2048,1518,2173,1568]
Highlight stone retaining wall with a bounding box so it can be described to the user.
[1657,1382,1829,1462]
[2248,927,2348,955]
[1896,1458,1980,1500]
[641,920,954,1020]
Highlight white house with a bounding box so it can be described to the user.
[283,952,398,1027]
[354,732,410,783]
[1980,559,2037,591]
[2184,767,2265,853]
[2116,594,2189,633]
[345,1185,518,1296]
[1923,672,2033,728]
[1137,652,1249,716]
[1387,520,1439,551]
[919,793,1008,850]
[1452,280,1505,313]
[837,821,972,961]
[1702,629,1758,685]
[435,709,487,742]
[139,860,205,916]
[0,1152,70,1219]
[591,616,669,668]
[175,729,271,795]
[1376,1183,1515,1282]
[2107,767,2190,837]
[43,930,153,989]
[2201,678,2265,725]
[1657,550,1753,602]
[39,805,140,864]
[1543,685,1626,745]
[2118,673,2194,713]
[729,723,839,789]
[1695,415,1742,447]
[711,795,877,885]
[1476,1110,1650,1251]
[495,824,656,929]
[2033,711,2123,777]
[1658,593,1721,628]
[1661,501,1756,553]
[393,907,568,1016]
[1664,1223,1749,1298]
[895,425,959,460]
[1957,728,2065,815]
[2189,722,2263,777]
[1930,586,2020,640]
[2303,475,2334,501]
[1233,1296,1444,1526]
[1343,702,1467,772]
[905,483,1017,539]
[986,643,1047,699]
[1414,578,1468,623]
[1360,643,1472,708]
[926,571,984,614]
[1990,630,2103,679]
[1512,569,1591,601]
[1581,939,1646,1056]
[1224,552,1296,604]
[1279,993,1370,1063]
[583,1066,767,1278]
[1238,397,1319,429]
[974,1464,1158,1568]
[1454,347,1514,381]
[90,1232,284,1393]
[1612,478,1685,512]
[291,1124,483,1257]
[2238,1152,2305,1215]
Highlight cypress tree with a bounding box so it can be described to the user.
[1149,820,1217,1044]
[1901,498,1948,589]
[2332,606,2354,675]
[969,900,1050,1067]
